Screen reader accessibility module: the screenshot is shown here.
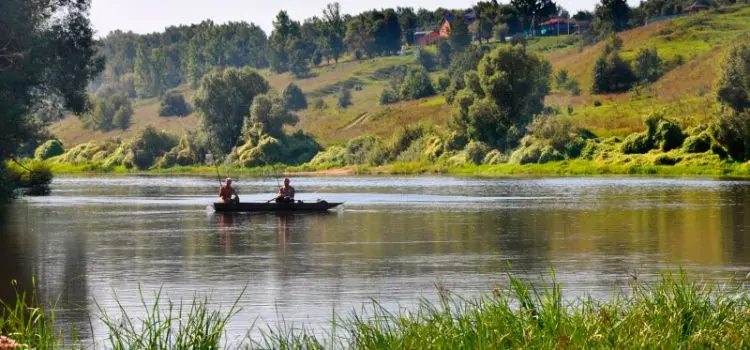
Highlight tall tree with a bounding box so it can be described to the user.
[269,11,301,72]
[193,67,270,153]
[449,15,472,52]
[397,7,418,45]
[323,3,346,63]
[0,0,103,193]
[511,0,558,35]
[595,0,630,33]
[134,44,153,98]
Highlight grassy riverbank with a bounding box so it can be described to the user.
[1,272,748,348]
[39,159,750,179]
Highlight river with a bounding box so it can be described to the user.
[1,176,749,344]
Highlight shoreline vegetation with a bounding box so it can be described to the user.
[31,159,750,179]
[1,272,748,348]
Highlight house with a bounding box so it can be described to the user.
[414,30,441,46]
[539,18,571,36]
[685,2,710,14]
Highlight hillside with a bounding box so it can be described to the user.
[51,6,750,148]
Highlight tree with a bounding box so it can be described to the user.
[400,68,436,100]
[494,24,509,43]
[511,0,558,36]
[248,92,299,137]
[591,36,637,93]
[345,16,376,58]
[633,48,664,83]
[594,0,630,34]
[269,11,301,72]
[338,87,353,108]
[397,7,418,45]
[438,40,453,68]
[193,67,270,153]
[717,43,750,113]
[417,48,438,72]
[470,14,494,44]
[282,83,308,111]
[288,40,311,78]
[452,45,552,149]
[159,91,191,117]
[449,16,473,52]
[323,3,346,63]
[134,44,153,98]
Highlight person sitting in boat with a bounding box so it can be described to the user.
[276,178,295,203]
[219,177,240,204]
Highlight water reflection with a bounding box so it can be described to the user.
[1,176,750,343]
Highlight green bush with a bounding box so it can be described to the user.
[682,132,712,153]
[509,141,544,165]
[313,99,326,110]
[400,68,435,101]
[653,154,679,166]
[344,135,386,165]
[435,75,451,93]
[308,146,346,167]
[621,132,654,154]
[417,48,438,72]
[34,140,64,160]
[654,119,685,151]
[422,136,445,161]
[483,150,507,164]
[338,87,352,108]
[539,146,565,164]
[591,37,637,94]
[282,83,308,111]
[379,88,400,105]
[158,91,191,117]
[633,48,664,83]
[465,141,491,165]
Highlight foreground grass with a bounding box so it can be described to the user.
[1,272,749,349]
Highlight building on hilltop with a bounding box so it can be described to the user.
[685,1,710,14]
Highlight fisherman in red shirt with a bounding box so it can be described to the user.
[218,177,239,204]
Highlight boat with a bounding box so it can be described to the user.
[213,200,343,213]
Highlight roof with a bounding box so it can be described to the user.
[686,2,710,11]
[540,18,569,26]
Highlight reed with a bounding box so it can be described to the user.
[1,272,748,349]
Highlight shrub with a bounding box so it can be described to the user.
[539,146,565,163]
[158,91,191,117]
[621,132,654,154]
[417,48,438,72]
[510,33,526,47]
[422,136,445,161]
[379,89,400,105]
[593,100,603,107]
[654,119,685,151]
[483,150,507,164]
[682,132,712,153]
[716,43,750,113]
[399,68,435,101]
[435,75,451,93]
[34,140,64,160]
[709,112,750,161]
[465,141,491,164]
[313,99,326,110]
[633,48,664,83]
[338,87,352,108]
[282,83,308,111]
[653,154,679,166]
[509,142,543,165]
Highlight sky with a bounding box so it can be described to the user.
[89,0,638,38]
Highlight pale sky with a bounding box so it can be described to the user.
[90,0,639,38]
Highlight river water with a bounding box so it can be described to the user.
[1,176,750,344]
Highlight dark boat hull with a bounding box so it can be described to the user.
[213,201,343,213]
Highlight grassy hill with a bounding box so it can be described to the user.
[51,6,750,149]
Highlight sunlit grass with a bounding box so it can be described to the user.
[1,272,749,348]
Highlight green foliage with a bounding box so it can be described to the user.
[312,98,327,110]
[709,112,750,161]
[379,88,400,105]
[633,48,664,83]
[438,40,452,68]
[449,16,472,52]
[127,127,178,169]
[81,93,134,131]
[683,132,712,153]
[465,141,491,165]
[493,24,509,43]
[591,37,637,94]
[344,136,387,165]
[399,68,436,101]
[246,92,300,138]
[158,91,191,117]
[34,140,65,160]
[554,69,582,95]
[594,0,631,35]
[156,135,202,168]
[483,150,507,164]
[435,75,451,93]
[654,118,685,151]
[193,67,270,153]
[621,132,654,154]
[716,43,750,113]
[452,45,552,149]
[338,86,353,108]
[417,48,438,72]
[653,153,680,165]
[282,83,308,111]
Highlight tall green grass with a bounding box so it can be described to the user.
[1,272,748,348]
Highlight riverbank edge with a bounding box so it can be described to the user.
[45,159,750,178]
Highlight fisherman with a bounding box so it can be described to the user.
[276,177,295,203]
[218,177,240,204]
